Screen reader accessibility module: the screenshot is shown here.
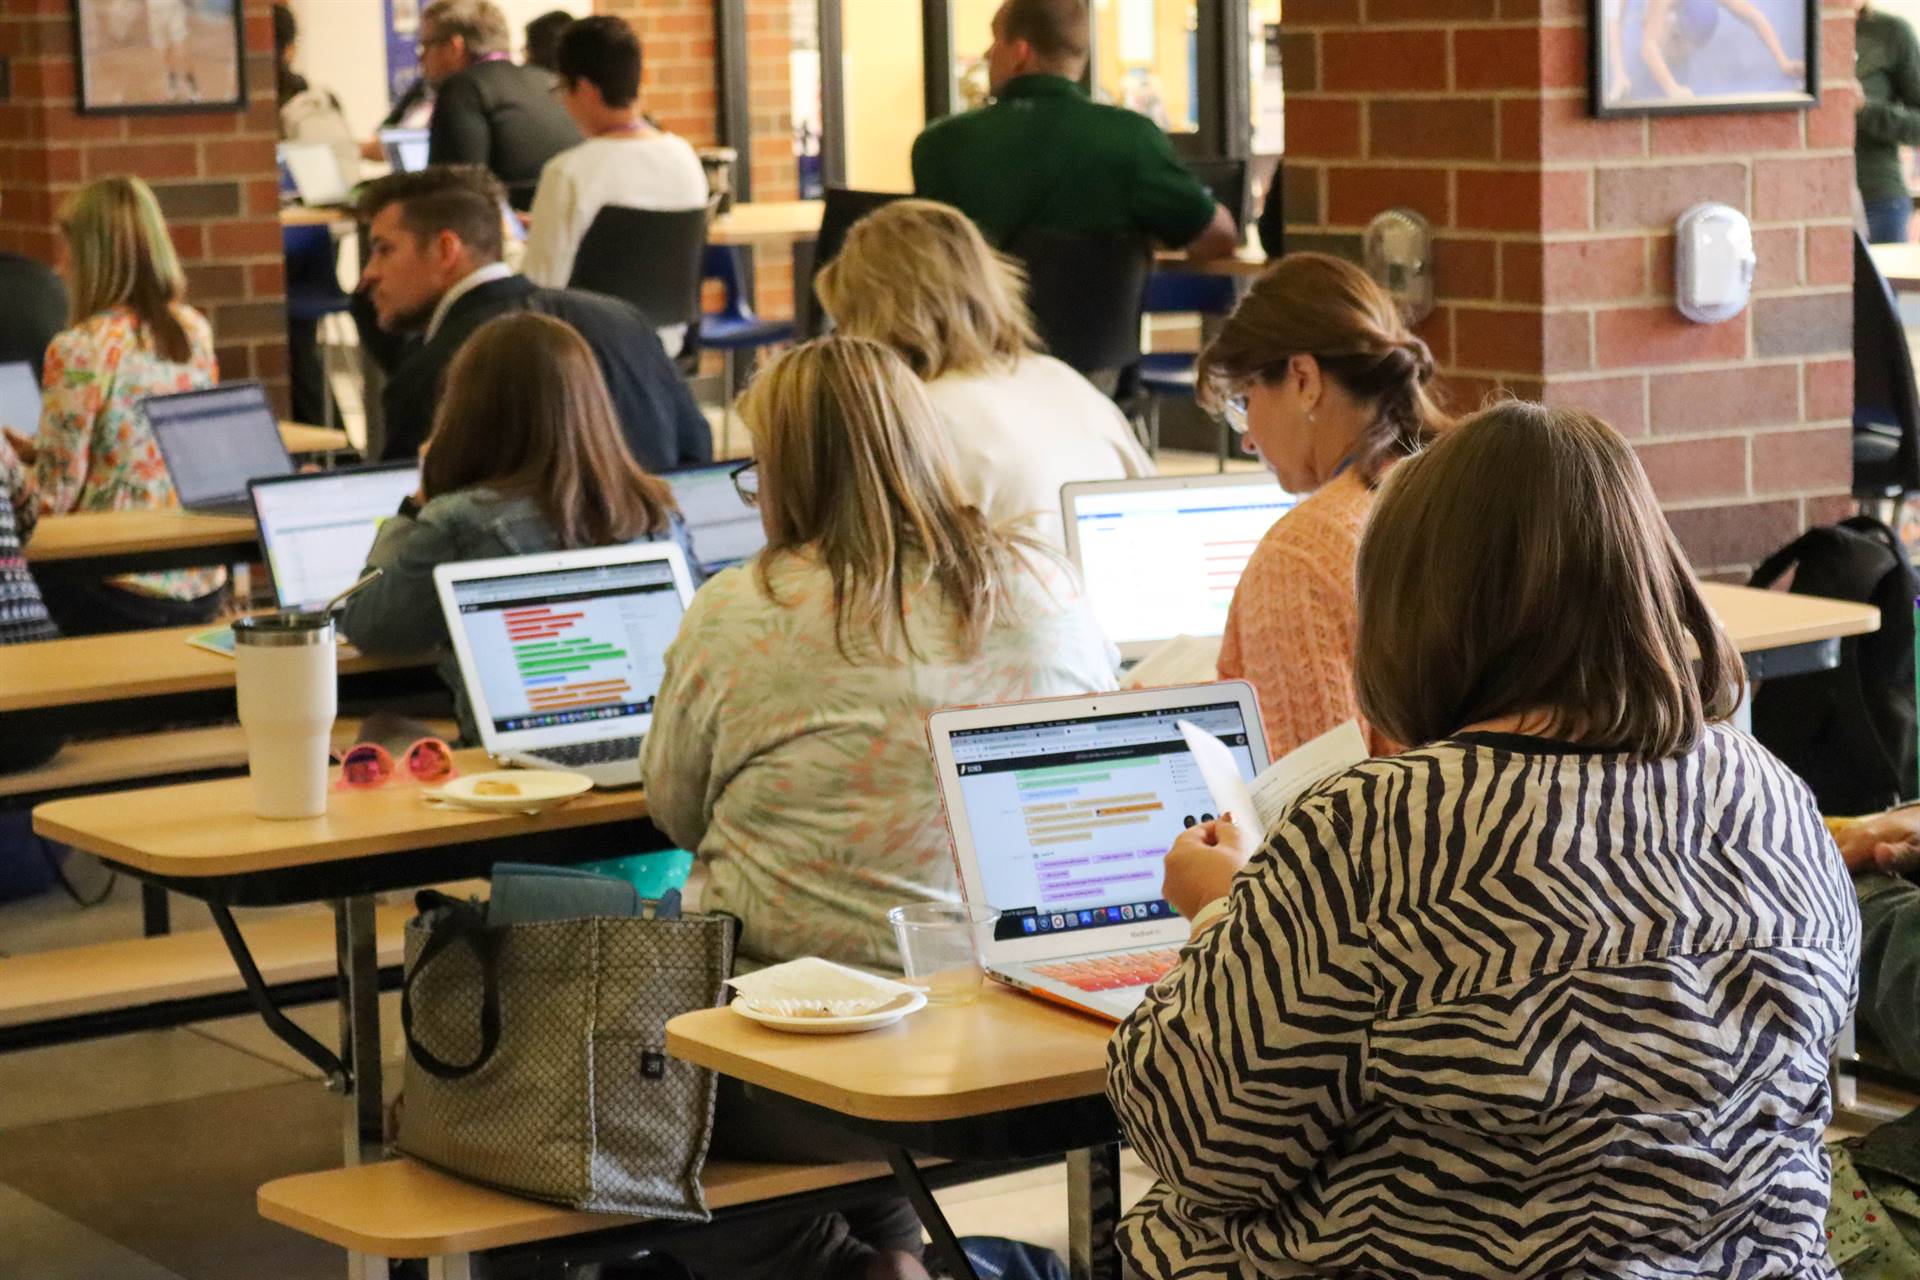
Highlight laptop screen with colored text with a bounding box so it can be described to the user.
[1069,481,1295,648]
[449,558,687,738]
[949,700,1259,942]
[665,464,767,573]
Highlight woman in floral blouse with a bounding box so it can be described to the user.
[0,175,220,634]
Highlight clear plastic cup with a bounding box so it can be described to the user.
[887,902,998,1005]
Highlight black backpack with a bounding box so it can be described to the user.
[1748,516,1918,815]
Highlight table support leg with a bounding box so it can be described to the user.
[141,883,170,936]
[335,895,385,1165]
[884,1148,980,1280]
[1067,1144,1122,1280]
[207,903,346,1083]
[428,1254,473,1280]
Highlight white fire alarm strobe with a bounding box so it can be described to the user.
[1674,202,1756,324]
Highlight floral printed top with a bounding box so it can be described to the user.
[16,305,220,600]
[641,548,1119,969]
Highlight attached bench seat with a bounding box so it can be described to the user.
[0,899,415,1032]
[260,1155,900,1259]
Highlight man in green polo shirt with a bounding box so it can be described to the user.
[911,0,1239,257]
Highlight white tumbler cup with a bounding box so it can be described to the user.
[233,612,337,820]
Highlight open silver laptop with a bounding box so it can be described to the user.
[250,463,421,611]
[928,682,1269,1021]
[279,141,351,207]
[0,362,41,437]
[664,462,768,575]
[378,127,430,173]
[433,544,696,788]
[146,383,295,515]
[1060,474,1296,662]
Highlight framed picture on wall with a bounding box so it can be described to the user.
[72,0,246,114]
[1591,0,1819,117]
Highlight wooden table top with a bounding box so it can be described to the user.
[279,206,352,228]
[36,749,650,878]
[667,984,1113,1123]
[709,199,825,247]
[0,622,419,715]
[1869,241,1920,291]
[26,509,256,564]
[279,421,353,454]
[1698,582,1880,653]
[1153,245,1271,276]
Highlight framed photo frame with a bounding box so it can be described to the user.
[1591,0,1819,118]
[72,0,246,115]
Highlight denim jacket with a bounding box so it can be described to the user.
[338,485,698,742]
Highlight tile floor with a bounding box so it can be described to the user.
[0,877,1155,1278]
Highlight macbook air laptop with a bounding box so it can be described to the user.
[664,462,768,575]
[434,544,697,789]
[146,383,295,515]
[1060,474,1296,662]
[0,362,41,437]
[279,141,351,207]
[928,682,1269,1021]
[378,127,431,174]
[250,463,421,611]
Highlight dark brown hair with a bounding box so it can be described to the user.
[1353,400,1743,757]
[423,313,676,548]
[1197,252,1449,484]
[1000,0,1090,65]
[356,166,506,264]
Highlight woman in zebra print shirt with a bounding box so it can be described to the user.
[1110,402,1859,1279]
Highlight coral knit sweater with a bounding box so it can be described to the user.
[1218,468,1384,758]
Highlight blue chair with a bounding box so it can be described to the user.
[700,245,794,455]
[1138,270,1239,469]
[283,223,353,435]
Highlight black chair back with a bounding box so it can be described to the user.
[799,187,910,339]
[1006,228,1152,381]
[1187,158,1250,231]
[1853,231,1920,499]
[568,205,711,355]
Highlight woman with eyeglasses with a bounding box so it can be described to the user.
[1204,252,1450,756]
[338,311,693,742]
[644,336,1116,972]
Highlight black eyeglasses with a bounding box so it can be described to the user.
[731,459,759,507]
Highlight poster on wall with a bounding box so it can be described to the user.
[1592,0,1818,117]
[73,0,245,114]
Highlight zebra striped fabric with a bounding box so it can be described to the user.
[1109,725,1859,1279]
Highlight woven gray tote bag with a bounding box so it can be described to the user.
[397,893,733,1216]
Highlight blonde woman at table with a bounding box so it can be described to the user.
[0,175,219,635]
[1111,402,1857,1280]
[643,336,1113,1280]
[339,312,693,742]
[816,198,1151,549]
[1203,251,1450,757]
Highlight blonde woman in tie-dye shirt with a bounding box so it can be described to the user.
[0,176,221,634]
[642,337,1118,971]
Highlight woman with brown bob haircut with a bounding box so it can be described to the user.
[1109,401,1857,1280]
[1199,251,1451,757]
[340,311,689,739]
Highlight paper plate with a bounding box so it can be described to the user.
[434,769,593,813]
[729,990,927,1034]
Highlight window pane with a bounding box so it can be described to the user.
[787,0,825,198]
[842,0,925,190]
[1095,0,1198,133]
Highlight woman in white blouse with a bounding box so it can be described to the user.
[816,198,1151,549]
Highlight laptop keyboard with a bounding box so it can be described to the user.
[1031,949,1181,993]
[529,738,642,768]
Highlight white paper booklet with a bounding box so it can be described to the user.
[1122,634,1223,689]
[1179,718,1368,830]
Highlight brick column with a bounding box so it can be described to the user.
[0,0,290,411]
[1283,0,1856,576]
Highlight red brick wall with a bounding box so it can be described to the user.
[0,0,289,410]
[596,0,719,143]
[1283,0,1857,575]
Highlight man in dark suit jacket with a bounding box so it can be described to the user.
[417,0,581,210]
[0,252,68,380]
[355,166,710,471]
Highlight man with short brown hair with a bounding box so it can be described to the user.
[912,0,1238,256]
